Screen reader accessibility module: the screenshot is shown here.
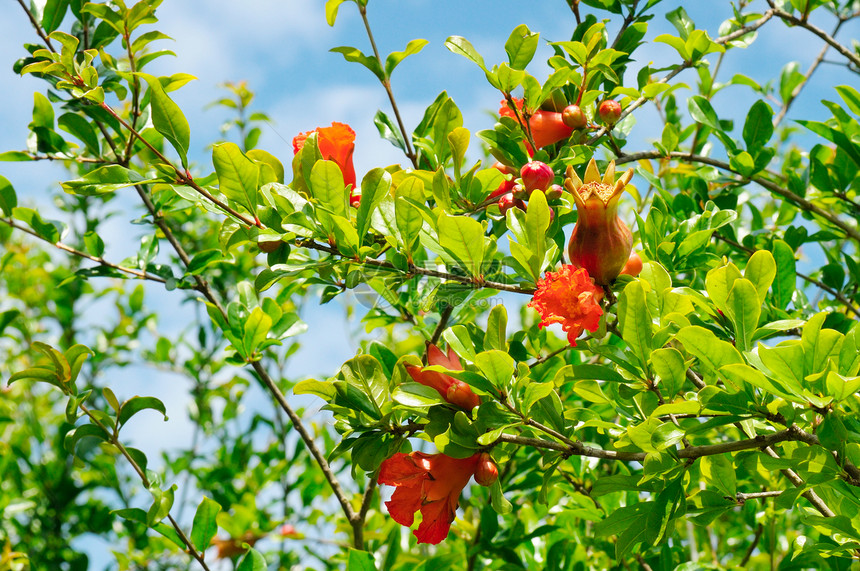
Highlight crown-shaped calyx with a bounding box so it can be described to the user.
[564,158,633,211]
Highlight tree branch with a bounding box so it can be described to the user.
[1,216,167,284]
[616,151,860,244]
[768,5,860,70]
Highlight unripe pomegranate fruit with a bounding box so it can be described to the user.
[474,453,499,486]
[562,104,588,129]
[497,193,516,214]
[520,161,554,192]
[598,100,622,125]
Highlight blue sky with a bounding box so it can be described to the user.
[1,0,858,567]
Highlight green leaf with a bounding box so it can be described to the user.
[135,73,191,167]
[688,95,720,130]
[242,307,273,360]
[504,24,539,70]
[346,549,377,571]
[725,278,760,352]
[356,168,391,247]
[62,165,150,196]
[824,372,860,403]
[744,250,776,304]
[0,175,17,216]
[700,454,736,497]
[490,479,512,514]
[474,350,514,390]
[742,100,774,153]
[650,347,686,397]
[619,281,653,372]
[835,85,860,116]
[236,548,267,571]
[42,0,71,33]
[190,497,221,552]
[395,178,424,254]
[437,214,485,278]
[720,363,800,401]
[484,305,507,351]
[330,46,385,82]
[384,38,428,78]
[309,159,348,220]
[771,240,795,310]
[213,142,267,216]
[757,342,805,393]
[117,396,168,428]
[58,112,99,154]
[445,36,487,72]
[325,0,349,26]
[675,326,743,385]
[447,127,469,180]
[666,6,694,39]
[64,424,109,455]
[12,207,62,243]
[187,249,224,275]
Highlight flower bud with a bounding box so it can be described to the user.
[545,184,563,200]
[490,178,516,199]
[474,453,499,486]
[511,183,529,200]
[446,380,480,410]
[520,161,554,192]
[562,104,587,129]
[497,193,516,214]
[598,100,622,125]
[620,252,643,277]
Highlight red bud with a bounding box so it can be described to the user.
[598,100,622,125]
[520,161,554,192]
[474,453,498,486]
[562,104,587,129]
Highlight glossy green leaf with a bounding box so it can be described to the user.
[135,73,191,167]
[504,24,539,70]
[619,281,653,371]
[650,347,686,397]
[700,454,736,497]
[0,175,16,216]
[191,497,221,552]
[395,177,424,254]
[213,142,267,216]
[346,549,376,571]
[384,38,428,77]
[356,168,392,246]
[237,548,267,571]
[438,214,485,277]
[675,326,743,384]
[484,304,507,351]
[309,159,348,220]
[117,396,168,428]
[11,207,62,243]
[688,95,720,130]
[742,100,774,152]
[62,165,150,196]
[445,36,487,71]
[475,350,514,390]
[771,240,796,310]
[725,278,759,352]
[330,45,384,82]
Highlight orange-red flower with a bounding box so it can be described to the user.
[292,122,358,205]
[499,98,573,151]
[378,452,480,544]
[405,345,480,410]
[528,265,604,346]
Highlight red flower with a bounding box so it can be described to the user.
[499,99,573,150]
[292,122,358,205]
[405,345,480,410]
[528,265,604,346]
[378,452,480,544]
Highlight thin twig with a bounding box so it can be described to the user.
[14,0,55,51]
[357,4,418,169]
[297,239,535,295]
[616,151,860,244]
[1,217,167,283]
[768,4,860,70]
